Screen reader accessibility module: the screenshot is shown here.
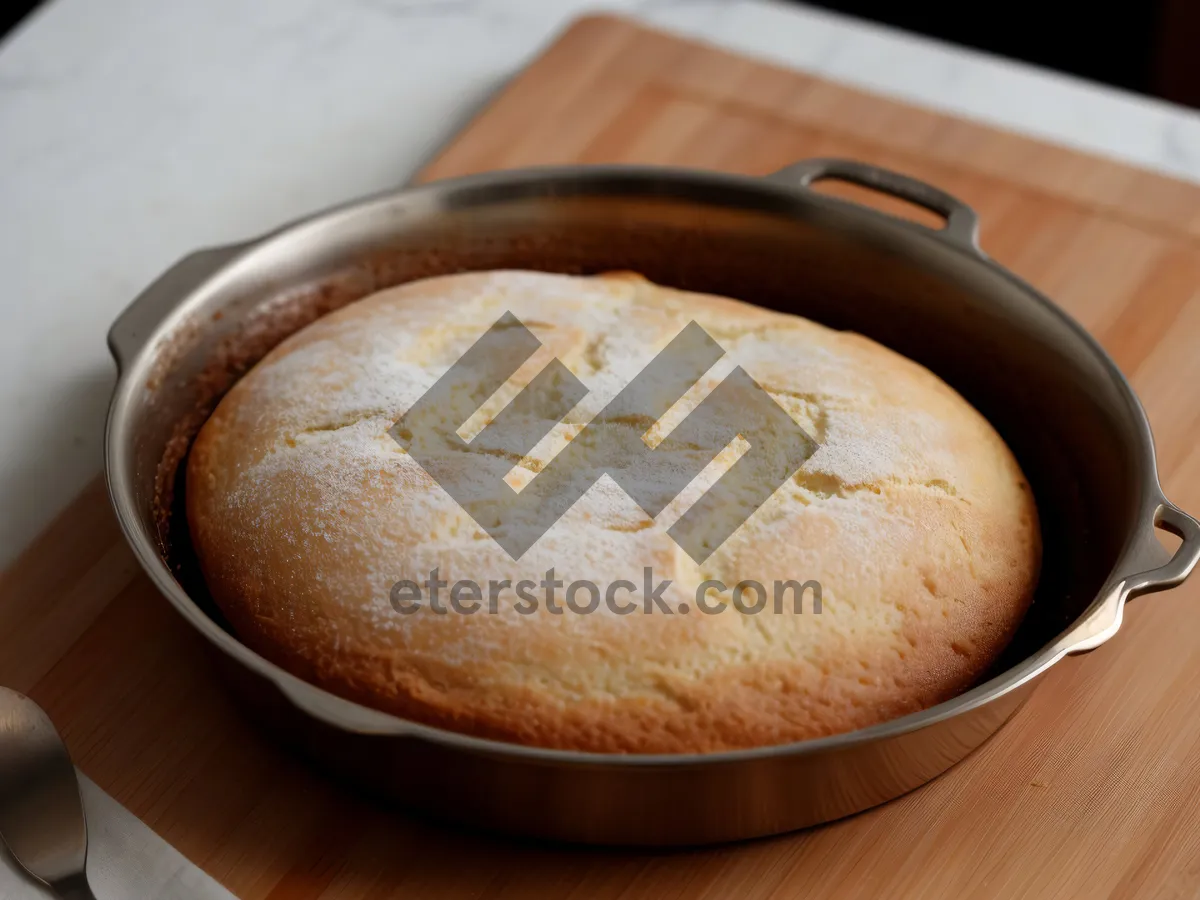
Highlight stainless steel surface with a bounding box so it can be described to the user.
[104,159,1200,844]
[0,688,97,899]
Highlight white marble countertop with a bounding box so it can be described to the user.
[1,0,1199,567]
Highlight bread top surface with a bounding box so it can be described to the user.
[186,270,1040,753]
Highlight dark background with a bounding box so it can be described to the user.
[801,0,1200,109]
[1,1,1198,109]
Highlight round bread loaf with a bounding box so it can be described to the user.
[187,270,1039,753]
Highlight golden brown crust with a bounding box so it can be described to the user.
[187,270,1040,753]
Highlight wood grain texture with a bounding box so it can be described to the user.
[4,14,1200,899]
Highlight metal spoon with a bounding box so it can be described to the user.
[0,687,97,900]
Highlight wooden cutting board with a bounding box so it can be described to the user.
[4,14,1200,899]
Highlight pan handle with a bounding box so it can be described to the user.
[1123,497,1200,597]
[768,158,981,252]
[1058,496,1200,655]
[106,242,249,374]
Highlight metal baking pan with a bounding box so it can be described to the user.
[104,158,1200,845]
